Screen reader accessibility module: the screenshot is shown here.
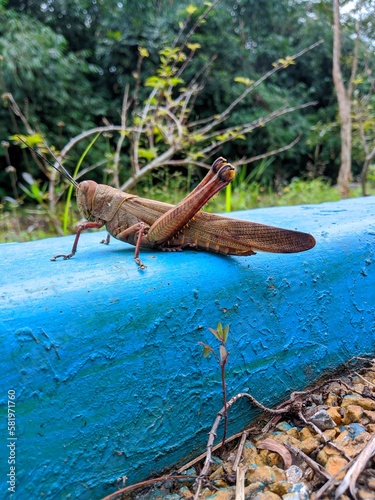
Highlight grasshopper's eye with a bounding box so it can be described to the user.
[78,181,89,193]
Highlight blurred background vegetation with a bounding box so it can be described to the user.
[0,0,374,242]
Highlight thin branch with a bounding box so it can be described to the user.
[354,369,375,388]
[284,443,333,481]
[57,125,130,165]
[348,21,360,99]
[179,0,221,54]
[298,411,351,462]
[199,102,316,157]
[112,85,130,188]
[131,87,158,175]
[194,40,323,136]
[177,427,255,474]
[119,145,178,191]
[235,465,247,500]
[2,92,34,134]
[314,462,352,499]
[233,134,302,168]
[232,431,249,473]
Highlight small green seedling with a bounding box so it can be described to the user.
[200,322,230,445]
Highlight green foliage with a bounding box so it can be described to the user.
[1,0,375,232]
[0,10,102,141]
[280,177,341,205]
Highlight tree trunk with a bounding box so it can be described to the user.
[360,158,370,196]
[332,0,353,197]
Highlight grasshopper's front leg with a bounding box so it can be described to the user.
[51,221,105,260]
[146,157,235,246]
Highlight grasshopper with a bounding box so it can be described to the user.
[21,143,315,269]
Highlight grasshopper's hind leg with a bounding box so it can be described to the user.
[146,158,235,247]
[115,222,148,270]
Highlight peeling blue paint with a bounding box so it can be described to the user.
[1,197,375,498]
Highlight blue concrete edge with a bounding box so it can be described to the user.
[1,196,375,498]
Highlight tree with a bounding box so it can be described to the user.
[352,74,375,195]
[332,0,358,197]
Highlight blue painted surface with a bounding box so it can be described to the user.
[1,197,375,499]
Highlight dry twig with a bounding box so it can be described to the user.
[100,474,196,500]
[235,465,247,500]
[284,443,333,481]
[232,431,249,473]
[335,434,375,499]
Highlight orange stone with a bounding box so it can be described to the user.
[325,455,348,479]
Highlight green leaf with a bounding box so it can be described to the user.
[138,147,158,161]
[145,75,165,88]
[203,345,213,358]
[208,327,221,342]
[106,30,122,41]
[233,77,254,86]
[14,133,44,148]
[191,134,205,142]
[215,133,230,141]
[273,56,296,68]
[186,5,198,15]
[217,322,223,339]
[187,43,201,52]
[138,47,149,58]
[222,325,230,343]
[168,77,184,86]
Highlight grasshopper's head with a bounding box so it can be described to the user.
[76,180,98,221]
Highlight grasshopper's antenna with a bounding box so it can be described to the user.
[17,136,79,188]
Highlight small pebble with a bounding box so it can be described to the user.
[285,465,303,484]
[308,409,336,430]
[287,482,310,500]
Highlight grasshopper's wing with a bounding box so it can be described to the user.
[181,212,316,256]
[120,198,315,255]
[119,197,173,224]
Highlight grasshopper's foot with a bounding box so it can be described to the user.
[162,246,183,252]
[100,234,111,245]
[50,253,75,261]
[135,257,147,270]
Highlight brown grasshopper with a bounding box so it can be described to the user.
[21,142,315,269]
